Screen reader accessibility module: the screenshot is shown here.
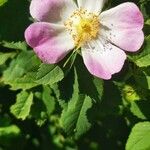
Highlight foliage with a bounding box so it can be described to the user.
[10,91,33,120]
[0,0,150,150]
[126,122,150,150]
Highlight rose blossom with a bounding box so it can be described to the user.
[25,0,144,79]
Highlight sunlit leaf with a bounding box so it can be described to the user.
[2,41,27,51]
[2,51,40,90]
[61,95,92,139]
[10,91,33,120]
[60,69,92,138]
[0,125,20,137]
[126,122,150,150]
[42,86,55,116]
[0,52,16,65]
[0,0,7,7]
[36,63,64,85]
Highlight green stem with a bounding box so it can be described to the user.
[63,48,80,68]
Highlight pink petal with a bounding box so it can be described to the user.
[100,27,144,52]
[82,39,126,79]
[30,0,77,23]
[25,22,74,64]
[100,2,144,52]
[100,2,144,30]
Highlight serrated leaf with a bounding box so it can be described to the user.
[36,63,64,85]
[75,96,92,138]
[14,51,40,72]
[130,102,146,120]
[61,95,92,139]
[2,41,27,51]
[126,122,150,150]
[3,51,40,79]
[52,67,93,138]
[60,68,92,138]
[51,68,79,109]
[2,51,40,89]
[135,55,150,67]
[93,77,104,100]
[10,72,38,90]
[0,125,20,137]
[42,86,55,116]
[3,59,24,81]
[130,101,150,120]
[10,91,33,120]
[134,68,150,90]
[30,93,48,127]
[0,52,16,65]
[9,72,38,90]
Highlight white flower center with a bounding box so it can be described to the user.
[64,8,100,48]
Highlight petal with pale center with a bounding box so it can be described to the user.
[100,27,144,52]
[25,22,74,64]
[99,2,144,52]
[100,2,144,30]
[81,38,126,79]
[30,0,77,23]
[77,0,107,14]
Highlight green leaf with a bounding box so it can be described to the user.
[10,91,33,120]
[30,92,48,127]
[130,101,150,120]
[130,102,146,120]
[145,19,150,25]
[60,68,93,138]
[3,51,40,79]
[42,86,55,116]
[9,72,38,90]
[0,52,16,65]
[93,77,104,100]
[134,68,150,90]
[126,122,150,150]
[0,125,20,138]
[122,85,141,102]
[2,51,40,90]
[135,55,150,67]
[14,51,40,72]
[2,41,27,51]
[52,67,79,109]
[50,83,66,108]
[0,0,7,7]
[61,95,92,139]
[74,96,92,138]
[36,63,64,85]
[52,67,94,138]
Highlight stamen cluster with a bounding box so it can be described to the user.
[64,8,100,47]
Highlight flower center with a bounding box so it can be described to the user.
[64,9,100,48]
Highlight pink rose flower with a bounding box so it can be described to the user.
[25,0,144,79]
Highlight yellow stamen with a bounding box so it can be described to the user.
[64,8,100,48]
